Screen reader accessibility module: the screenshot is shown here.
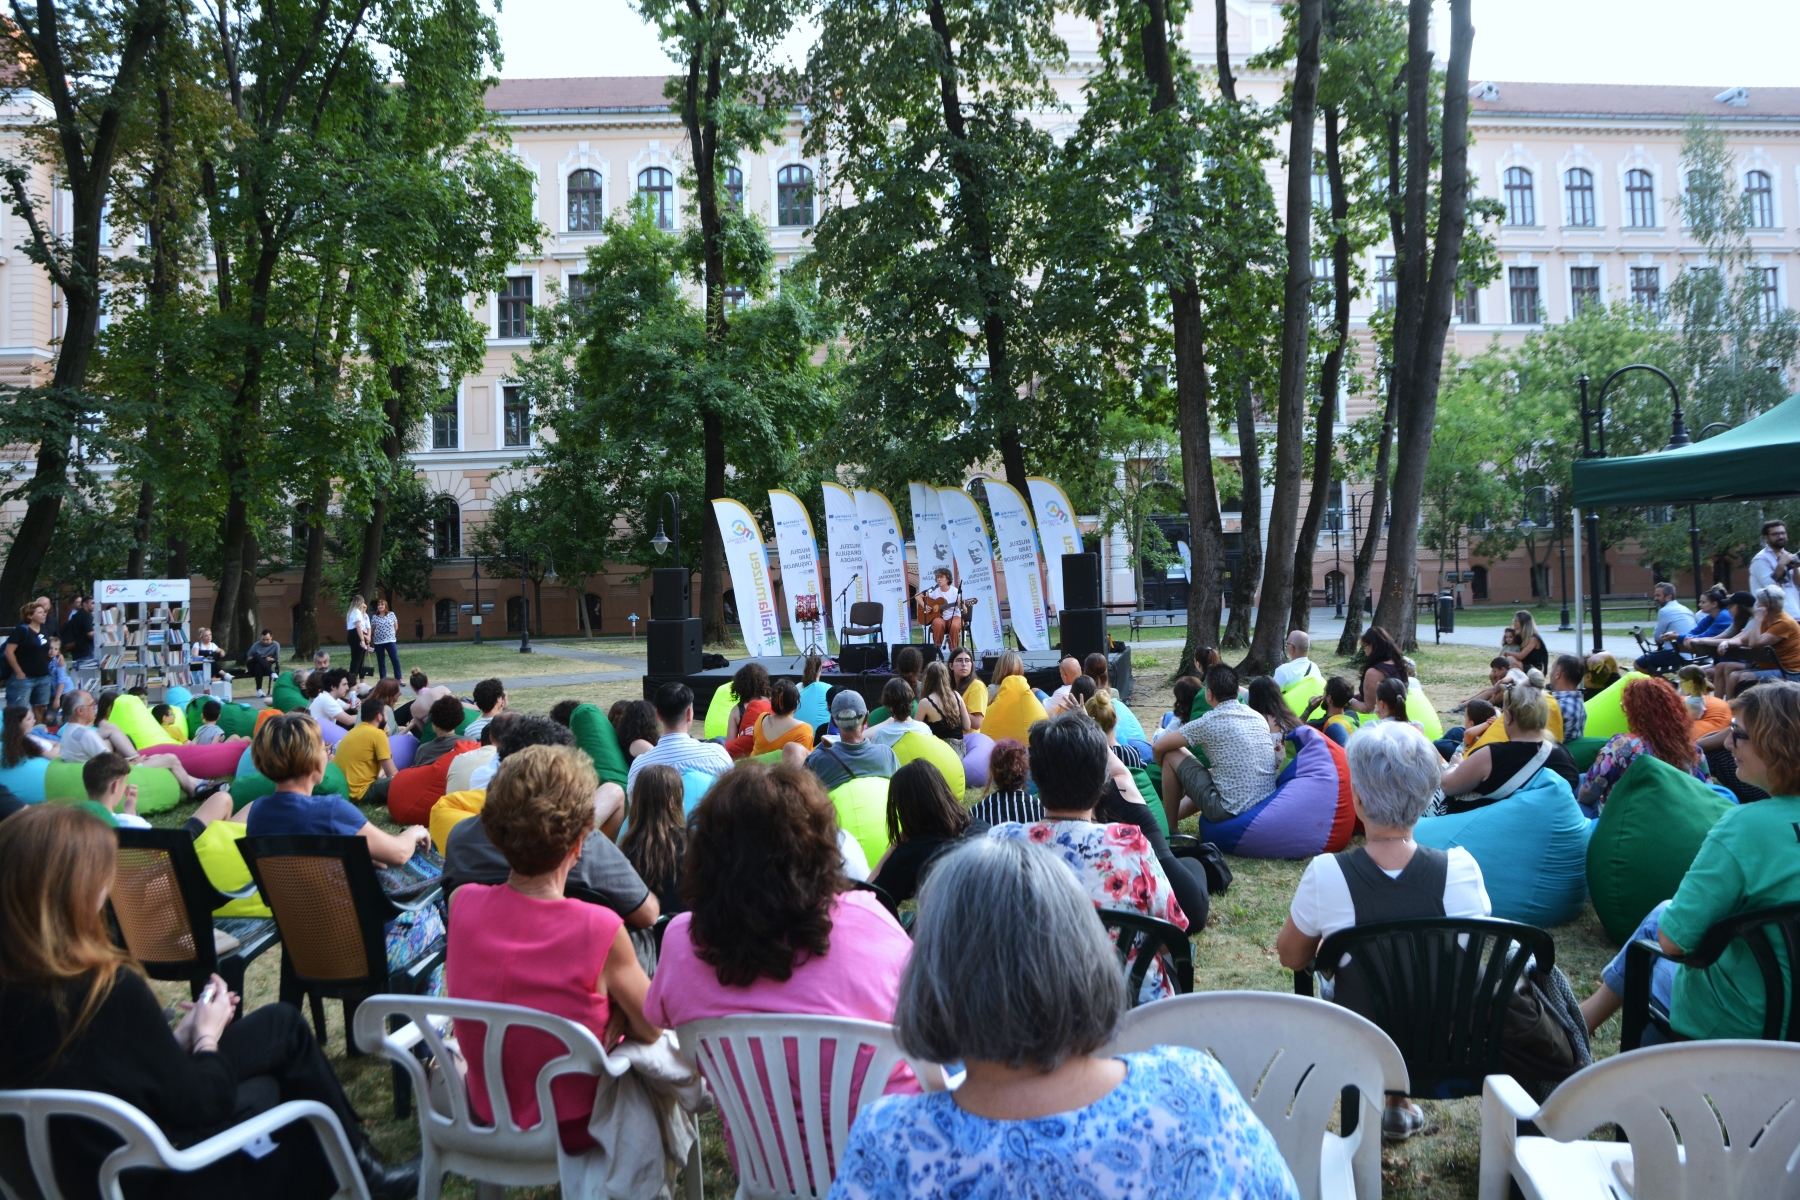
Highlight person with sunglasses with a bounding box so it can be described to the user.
[1579,681,1800,1042]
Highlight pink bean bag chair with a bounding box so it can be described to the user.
[162,740,247,780]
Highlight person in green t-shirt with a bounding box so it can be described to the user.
[1580,681,1800,1042]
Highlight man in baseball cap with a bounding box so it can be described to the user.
[786,688,900,791]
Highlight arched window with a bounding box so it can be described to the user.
[638,167,674,230]
[1745,170,1775,228]
[434,598,458,635]
[567,168,603,232]
[1503,167,1535,226]
[432,497,461,558]
[1625,168,1656,227]
[777,164,814,227]
[723,166,744,210]
[1564,167,1596,226]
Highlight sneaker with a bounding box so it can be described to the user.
[255,689,266,698]
[1382,1101,1425,1142]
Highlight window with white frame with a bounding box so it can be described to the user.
[1745,170,1775,229]
[503,385,532,447]
[1570,266,1601,316]
[777,164,815,227]
[723,166,744,210]
[430,389,458,450]
[1454,282,1480,324]
[1324,480,1344,532]
[1375,255,1396,311]
[1564,167,1596,226]
[1625,169,1656,227]
[1757,267,1782,320]
[567,169,603,232]
[1503,167,1536,226]
[432,497,462,557]
[567,273,592,305]
[1508,266,1540,324]
[1630,266,1661,311]
[638,167,674,229]
[497,276,532,338]
[1311,171,1330,211]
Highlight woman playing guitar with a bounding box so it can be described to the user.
[916,567,964,652]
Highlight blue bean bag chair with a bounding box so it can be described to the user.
[164,686,193,709]
[318,717,347,749]
[1198,725,1356,858]
[237,744,257,779]
[1112,701,1147,748]
[682,770,716,816]
[960,732,994,790]
[0,757,50,803]
[1415,768,1594,928]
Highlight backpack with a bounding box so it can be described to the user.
[1500,960,1592,1098]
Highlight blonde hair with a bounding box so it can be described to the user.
[482,745,598,876]
[992,649,1026,683]
[252,713,327,782]
[1084,693,1118,734]
[1502,668,1551,732]
[1514,610,1541,646]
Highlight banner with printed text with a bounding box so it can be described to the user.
[768,490,825,649]
[821,483,865,638]
[908,483,955,588]
[855,488,911,646]
[984,481,1050,651]
[937,487,1006,653]
[711,498,784,657]
[1027,477,1082,613]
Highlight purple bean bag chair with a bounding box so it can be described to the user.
[1198,725,1356,859]
[162,741,246,780]
[961,732,995,790]
[389,731,419,771]
[317,717,347,749]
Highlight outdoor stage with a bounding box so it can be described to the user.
[643,645,1134,716]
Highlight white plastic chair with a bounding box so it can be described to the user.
[674,1014,949,1200]
[353,995,702,1200]
[0,1089,368,1200]
[1479,1041,1800,1200]
[1103,991,1408,1200]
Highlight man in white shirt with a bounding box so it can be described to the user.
[1042,656,1083,715]
[1272,630,1322,690]
[1749,520,1800,616]
[309,669,358,729]
[1150,663,1281,833]
[627,682,734,792]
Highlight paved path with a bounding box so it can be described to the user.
[1126,615,1640,658]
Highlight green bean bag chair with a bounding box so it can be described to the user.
[1128,765,1168,836]
[270,675,308,713]
[867,705,889,727]
[1582,672,1643,742]
[703,685,736,740]
[829,776,891,867]
[569,703,630,787]
[893,731,966,799]
[1586,753,1733,944]
[45,761,182,814]
[455,706,481,736]
[227,762,351,810]
[1415,768,1593,928]
[185,697,258,739]
[1565,736,1609,774]
[110,694,176,750]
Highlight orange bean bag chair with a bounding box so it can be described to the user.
[386,741,474,826]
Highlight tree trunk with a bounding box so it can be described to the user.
[128,481,154,579]
[1224,379,1259,649]
[167,537,190,584]
[233,528,259,656]
[700,411,728,643]
[1291,105,1352,634]
[211,237,279,650]
[1372,0,1473,648]
[1214,0,1235,101]
[1337,389,1395,656]
[1245,0,1322,676]
[296,488,327,660]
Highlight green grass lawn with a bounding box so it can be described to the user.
[141,636,1627,1200]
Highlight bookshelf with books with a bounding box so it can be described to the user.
[93,602,194,692]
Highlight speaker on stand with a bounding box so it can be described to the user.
[1062,552,1103,611]
[1060,609,1108,662]
[648,568,701,674]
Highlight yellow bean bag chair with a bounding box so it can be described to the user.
[1583,672,1642,741]
[45,761,182,814]
[829,776,890,868]
[983,676,1048,745]
[892,730,967,799]
[1282,670,1327,717]
[110,694,176,750]
[429,788,487,853]
[703,684,737,740]
[192,821,271,918]
[1405,679,1444,741]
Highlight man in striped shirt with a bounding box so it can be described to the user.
[626,682,735,792]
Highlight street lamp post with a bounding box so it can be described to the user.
[1687,422,1733,604]
[1332,513,1343,619]
[470,556,483,646]
[651,492,682,568]
[1520,485,1572,631]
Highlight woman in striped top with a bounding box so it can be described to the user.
[370,598,401,680]
[968,739,1040,826]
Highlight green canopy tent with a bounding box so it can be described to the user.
[1572,391,1800,507]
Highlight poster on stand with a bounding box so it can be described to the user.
[983,481,1050,651]
[821,483,866,639]
[855,488,911,647]
[937,487,1006,653]
[1027,477,1081,613]
[711,498,784,656]
[768,490,825,650]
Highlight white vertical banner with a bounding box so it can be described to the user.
[908,483,955,587]
[711,498,784,657]
[821,483,865,638]
[984,481,1051,651]
[1026,477,1081,613]
[855,488,911,646]
[938,487,1006,653]
[768,490,824,646]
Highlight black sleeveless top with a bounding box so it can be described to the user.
[1519,638,1549,674]
[1327,845,1450,1020]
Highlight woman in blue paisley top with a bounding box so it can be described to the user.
[828,838,1299,1200]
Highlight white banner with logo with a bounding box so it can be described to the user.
[937,487,1006,653]
[1027,477,1081,614]
[984,481,1050,651]
[768,490,825,648]
[855,488,911,646]
[711,498,784,656]
[96,579,192,604]
[821,483,865,638]
[908,483,955,588]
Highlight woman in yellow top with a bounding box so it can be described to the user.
[949,646,986,730]
[982,649,1048,745]
[752,678,816,757]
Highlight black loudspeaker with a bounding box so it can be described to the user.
[1061,609,1108,661]
[647,618,703,675]
[840,642,888,673]
[651,568,691,621]
[1062,552,1102,611]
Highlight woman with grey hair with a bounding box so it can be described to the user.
[830,838,1299,1200]
[1712,584,1800,698]
[1274,720,1490,1143]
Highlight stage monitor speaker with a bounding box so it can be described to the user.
[840,642,888,673]
[1062,553,1103,611]
[647,617,703,675]
[651,568,691,621]
[1061,608,1108,662]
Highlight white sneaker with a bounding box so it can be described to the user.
[256,689,266,698]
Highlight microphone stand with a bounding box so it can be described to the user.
[833,574,860,650]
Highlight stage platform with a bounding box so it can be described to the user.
[643,645,1134,716]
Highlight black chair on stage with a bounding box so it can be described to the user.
[843,601,884,644]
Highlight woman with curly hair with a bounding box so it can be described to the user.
[1576,676,1710,817]
[722,661,771,759]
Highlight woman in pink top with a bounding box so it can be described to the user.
[447,745,659,1151]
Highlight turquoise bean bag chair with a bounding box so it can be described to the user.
[0,757,50,803]
[1198,725,1355,858]
[1416,768,1594,928]
[164,686,193,709]
[681,769,716,816]
[829,776,891,867]
[960,732,995,790]
[1112,701,1148,749]
[796,681,832,731]
[1586,753,1733,944]
[236,744,257,779]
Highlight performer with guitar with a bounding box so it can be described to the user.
[916,567,964,653]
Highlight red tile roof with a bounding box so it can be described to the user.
[1470,82,1800,120]
[485,76,673,114]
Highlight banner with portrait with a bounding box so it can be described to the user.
[711,498,784,657]
[821,483,865,638]
[937,486,1005,653]
[855,488,911,646]
[908,483,955,589]
[983,481,1050,651]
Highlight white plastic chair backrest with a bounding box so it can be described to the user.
[0,1089,366,1200]
[1103,992,1409,1199]
[352,995,628,1159]
[674,1014,926,1199]
[1530,1041,1800,1200]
